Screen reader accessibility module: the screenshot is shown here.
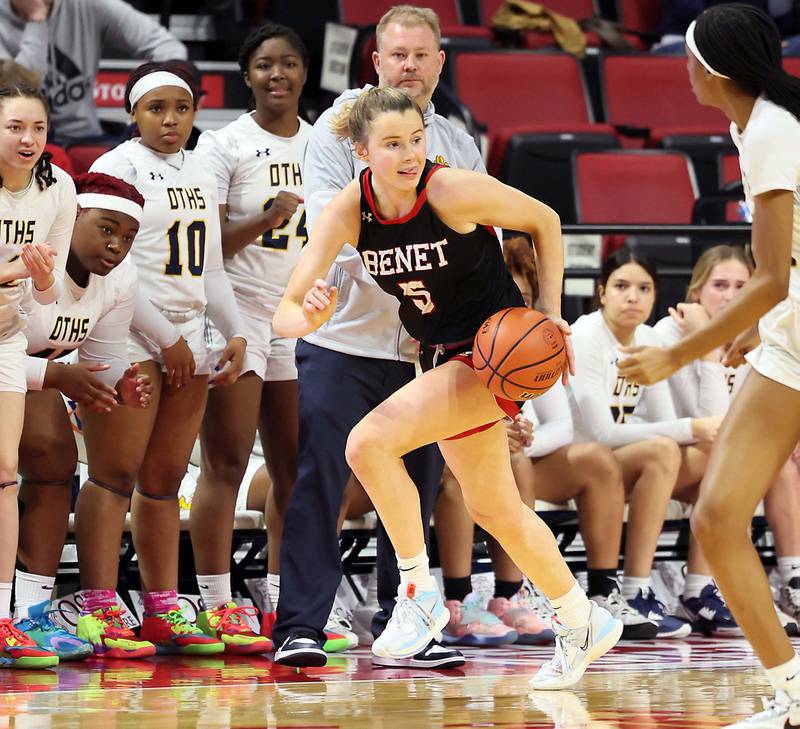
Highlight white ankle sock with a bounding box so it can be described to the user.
[766,653,800,701]
[13,570,54,618]
[683,573,713,600]
[197,572,232,611]
[0,583,11,620]
[778,558,800,588]
[267,573,280,611]
[621,575,650,601]
[397,549,436,592]
[551,580,592,629]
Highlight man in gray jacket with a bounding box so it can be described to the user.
[273,5,488,668]
[0,0,187,142]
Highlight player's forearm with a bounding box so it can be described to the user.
[529,213,564,316]
[220,213,274,258]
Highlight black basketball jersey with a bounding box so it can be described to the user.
[357,160,524,345]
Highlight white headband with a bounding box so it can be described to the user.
[128,71,193,109]
[77,193,143,225]
[686,20,731,79]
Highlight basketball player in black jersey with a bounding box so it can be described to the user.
[273,87,622,689]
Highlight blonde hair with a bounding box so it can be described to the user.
[376,5,441,49]
[686,244,754,302]
[503,236,538,303]
[330,86,424,144]
[0,59,43,88]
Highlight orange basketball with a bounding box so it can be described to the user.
[472,307,566,400]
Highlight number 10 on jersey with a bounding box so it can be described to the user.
[165,220,206,276]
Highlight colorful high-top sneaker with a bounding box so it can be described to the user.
[196,603,271,654]
[139,606,225,655]
[0,617,59,669]
[16,601,92,661]
[76,606,156,659]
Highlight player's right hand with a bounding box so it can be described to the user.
[162,336,195,389]
[302,279,338,329]
[505,414,533,454]
[51,362,118,413]
[264,191,303,229]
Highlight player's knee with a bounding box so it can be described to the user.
[21,435,77,481]
[201,446,250,490]
[643,437,681,478]
[344,422,381,475]
[578,444,621,489]
[0,457,19,484]
[691,496,745,548]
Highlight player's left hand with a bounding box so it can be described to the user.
[210,336,246,387]
[617,345,680,385]
[545,315,575,385]
[669,302,710,334]
[115,363,153,408]
[22,242,55,291]
[722,325,760,368]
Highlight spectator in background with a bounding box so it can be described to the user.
[0,0,187,143]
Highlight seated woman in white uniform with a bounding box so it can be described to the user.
[14,172,151,662]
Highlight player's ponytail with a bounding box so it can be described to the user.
[0,83,56,190]
[694,3,800,122]
[330,86,425,144]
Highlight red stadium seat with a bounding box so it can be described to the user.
[574,150,698,223]
[45,144,74,176]
[453,51,617,221]
[603,55,728,133]
[340,0,491,41]
[603,55,733,194]
[616,0,661,34]
[66,144,113,176]
[718,151,744,223]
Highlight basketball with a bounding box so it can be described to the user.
[472,307,566,400]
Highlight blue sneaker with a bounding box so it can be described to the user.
[372,583,449,660]
[676,584,742,637]
[627,588,691,639]
[16,601,93,661]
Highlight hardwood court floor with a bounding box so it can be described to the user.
[0,637,789,728]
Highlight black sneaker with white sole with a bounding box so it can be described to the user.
[372,639,465,669]
[274,631,327,667]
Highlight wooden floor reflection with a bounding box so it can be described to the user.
[0,637,784,728]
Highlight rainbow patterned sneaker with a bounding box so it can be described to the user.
[76,606,156,659]
[140,607,225,655]
[0,617,59,669]
[196,603,272,654]
[16,601,92,661]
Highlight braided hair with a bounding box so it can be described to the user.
[0,84,55,190]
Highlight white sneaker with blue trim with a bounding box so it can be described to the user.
[530,600,623,690]
[372,583,449,660]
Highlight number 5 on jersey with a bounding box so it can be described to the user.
[165,220,205,276]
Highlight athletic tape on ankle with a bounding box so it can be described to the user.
[87,477,131,498]
[134,485,179,501]
[21,478,73,487]
[0,481,16,489]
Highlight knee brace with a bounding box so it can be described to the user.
[87,476,131,499]
[134,485,179,501]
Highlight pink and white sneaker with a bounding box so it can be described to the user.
[488,594,555,645]
[442,593,518,647]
